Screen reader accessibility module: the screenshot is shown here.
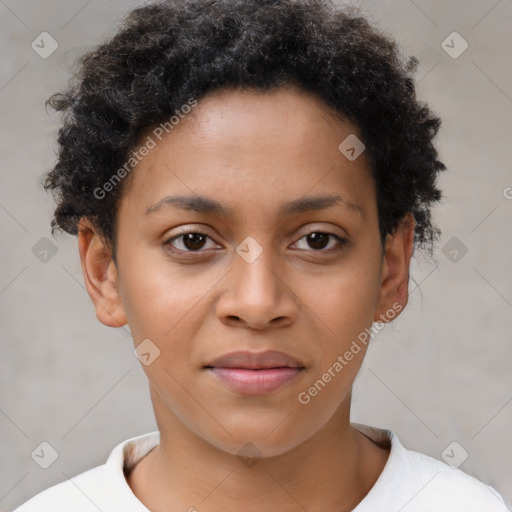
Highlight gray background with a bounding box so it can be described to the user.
[1,0,511,510]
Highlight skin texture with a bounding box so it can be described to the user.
[77,86,415,511]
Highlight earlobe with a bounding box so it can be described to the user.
[373,213,415,323]
[77,218,127,328]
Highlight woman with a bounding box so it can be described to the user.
[14,0,509,510]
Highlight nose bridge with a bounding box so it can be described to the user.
[217,233,298,328]
[233,234,281,302]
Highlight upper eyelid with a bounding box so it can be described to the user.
[165,229,347,251]
[167,222,348,240]
[168,231,220,247]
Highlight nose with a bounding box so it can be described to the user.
[215,240,299,331]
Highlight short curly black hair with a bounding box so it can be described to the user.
[44,0,446,263]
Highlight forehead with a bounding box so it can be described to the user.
[119,86,375,221]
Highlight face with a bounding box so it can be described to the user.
[78,86,414,458]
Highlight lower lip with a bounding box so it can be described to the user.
[207,367,304,395]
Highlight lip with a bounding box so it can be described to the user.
[204,350,306,396]
[207,367,304,395]
[205,350,305,370]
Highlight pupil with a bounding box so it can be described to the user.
[184,233,206,251]
[308,232,328,250]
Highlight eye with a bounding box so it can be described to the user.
[292,232,348,252]
[163,230,348,254]
[164,231,219,252]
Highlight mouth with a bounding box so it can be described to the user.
[204,350,305,396]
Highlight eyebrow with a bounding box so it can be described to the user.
[144,193,363,217]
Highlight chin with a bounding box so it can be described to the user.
[200,421,310,460]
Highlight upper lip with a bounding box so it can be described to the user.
[205,350,305,369]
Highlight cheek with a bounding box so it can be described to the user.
[296,259,381,342]
[290,254,381,408]
[117,246,224,340]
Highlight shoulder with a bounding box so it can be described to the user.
[12,431,159,512]
[398,445,509,510]
[352,424,510,511]
[12,464,110,512]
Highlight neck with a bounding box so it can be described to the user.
[127,386,389,512]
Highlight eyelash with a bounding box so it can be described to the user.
[163,229,349,255]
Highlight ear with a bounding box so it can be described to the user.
[77,217,127,328]
[373,213,415,323]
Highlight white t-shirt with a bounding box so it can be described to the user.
[13,423,510,512]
